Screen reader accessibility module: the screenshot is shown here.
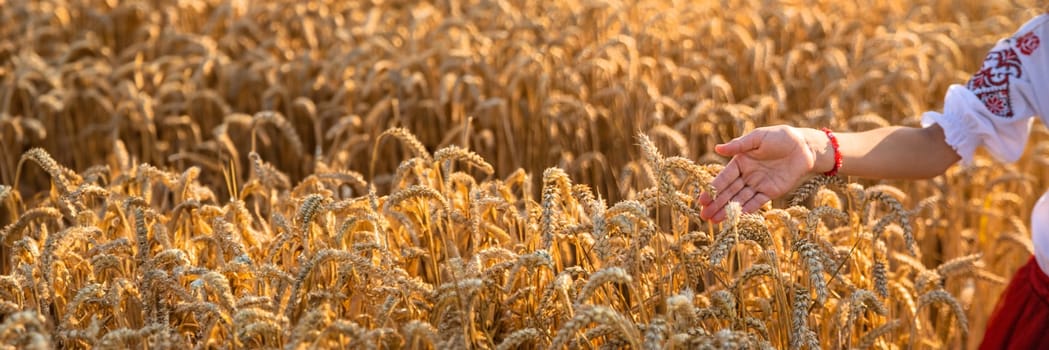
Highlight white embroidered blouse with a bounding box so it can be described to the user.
[921,14,1049,274]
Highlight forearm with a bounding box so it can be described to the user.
[803,125,960,180]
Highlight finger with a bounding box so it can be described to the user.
[711,203,738,223]
[741,192,772,214]
[698,191,713,206]
[712,210,725,223]
[702,177,745,219]
[714,131,763,157]
[709,160,741,195]
[709,208,725,223]
[706,178,745,218]
[713,189,762,222]
[732,186,758,208]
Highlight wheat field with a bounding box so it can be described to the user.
[0,0,1046,349]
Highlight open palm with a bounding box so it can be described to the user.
[698,126,817,222]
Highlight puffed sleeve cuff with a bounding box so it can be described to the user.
[921,85,1029,166]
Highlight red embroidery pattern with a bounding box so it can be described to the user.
[1017,32,1041,55]
[966,47,1024,118]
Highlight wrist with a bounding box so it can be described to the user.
[820,128,843,176]
[802,127,838,176]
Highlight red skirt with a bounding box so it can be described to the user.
[980,256,1049,349]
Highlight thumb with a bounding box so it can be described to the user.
[714,131,762,157]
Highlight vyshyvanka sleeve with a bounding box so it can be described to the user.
[922,15,1049,165]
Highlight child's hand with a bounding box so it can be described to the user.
[698,126,822,222]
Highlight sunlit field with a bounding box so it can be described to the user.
[0,0,1045,348]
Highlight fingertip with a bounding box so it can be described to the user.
[701,202,721,220]
[698,192,712,206]
[712,210,726,223]
[713,143,733,156]
[702,208,719,223]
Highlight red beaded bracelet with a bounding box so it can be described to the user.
[820,127,842,177]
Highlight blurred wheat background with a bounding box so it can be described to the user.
[0,0,1046,348]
